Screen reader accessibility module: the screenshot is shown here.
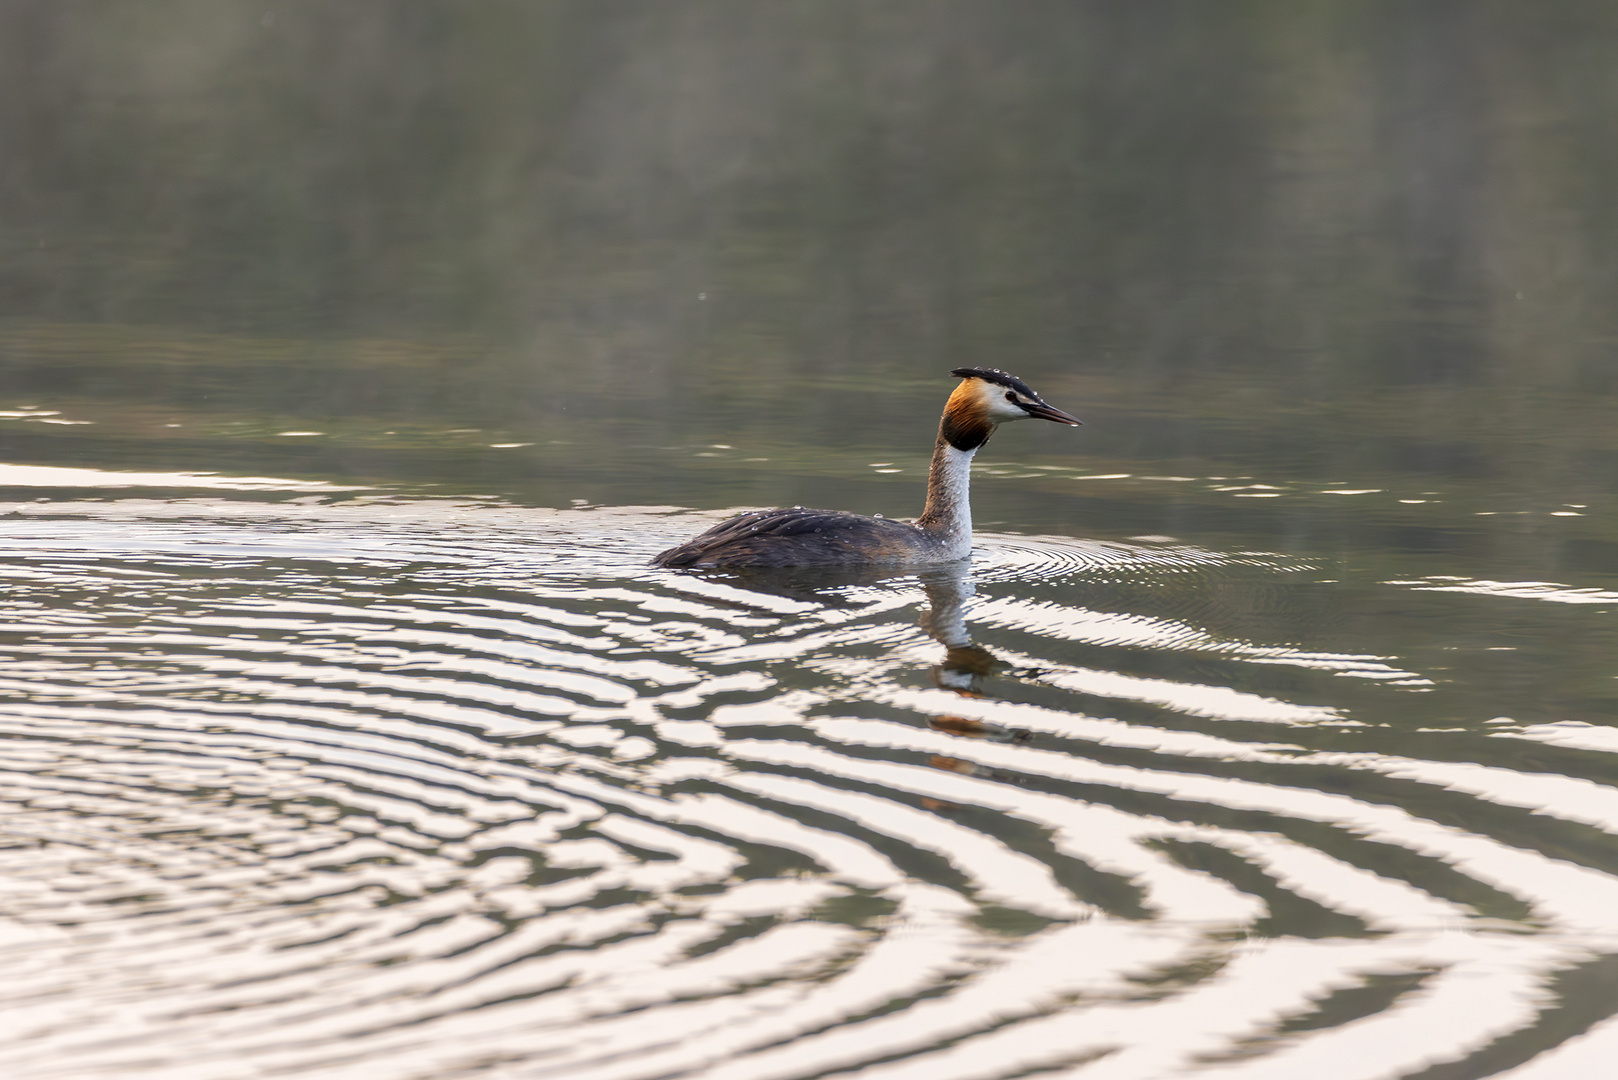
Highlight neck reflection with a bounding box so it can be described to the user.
[917,567,1034,748]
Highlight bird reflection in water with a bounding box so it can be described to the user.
[916,568,1038,743]
[688,562,1039,802]
[912,568,1036,806]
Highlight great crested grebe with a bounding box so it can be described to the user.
[653,367,1080,568]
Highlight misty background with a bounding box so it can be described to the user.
[1,1,1615,570]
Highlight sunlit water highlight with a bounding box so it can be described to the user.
[2,496,1617,1080]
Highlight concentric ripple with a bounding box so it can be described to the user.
[1,499,1616,1079]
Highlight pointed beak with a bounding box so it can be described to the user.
[1022,401,1083,426]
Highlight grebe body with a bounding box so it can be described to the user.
[652,367,1080,569]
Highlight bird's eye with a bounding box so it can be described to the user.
[1005,392,1017,402]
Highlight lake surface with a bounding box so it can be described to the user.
[4,5,1618,1079]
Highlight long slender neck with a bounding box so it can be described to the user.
[916,432,978,557]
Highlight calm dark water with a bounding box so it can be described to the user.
[3,5,1618,1079]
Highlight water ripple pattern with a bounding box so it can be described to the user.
[1,500,1615,1079]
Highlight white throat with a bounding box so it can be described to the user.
[920,443,978,559]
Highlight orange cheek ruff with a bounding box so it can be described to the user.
[939,383,994,451]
